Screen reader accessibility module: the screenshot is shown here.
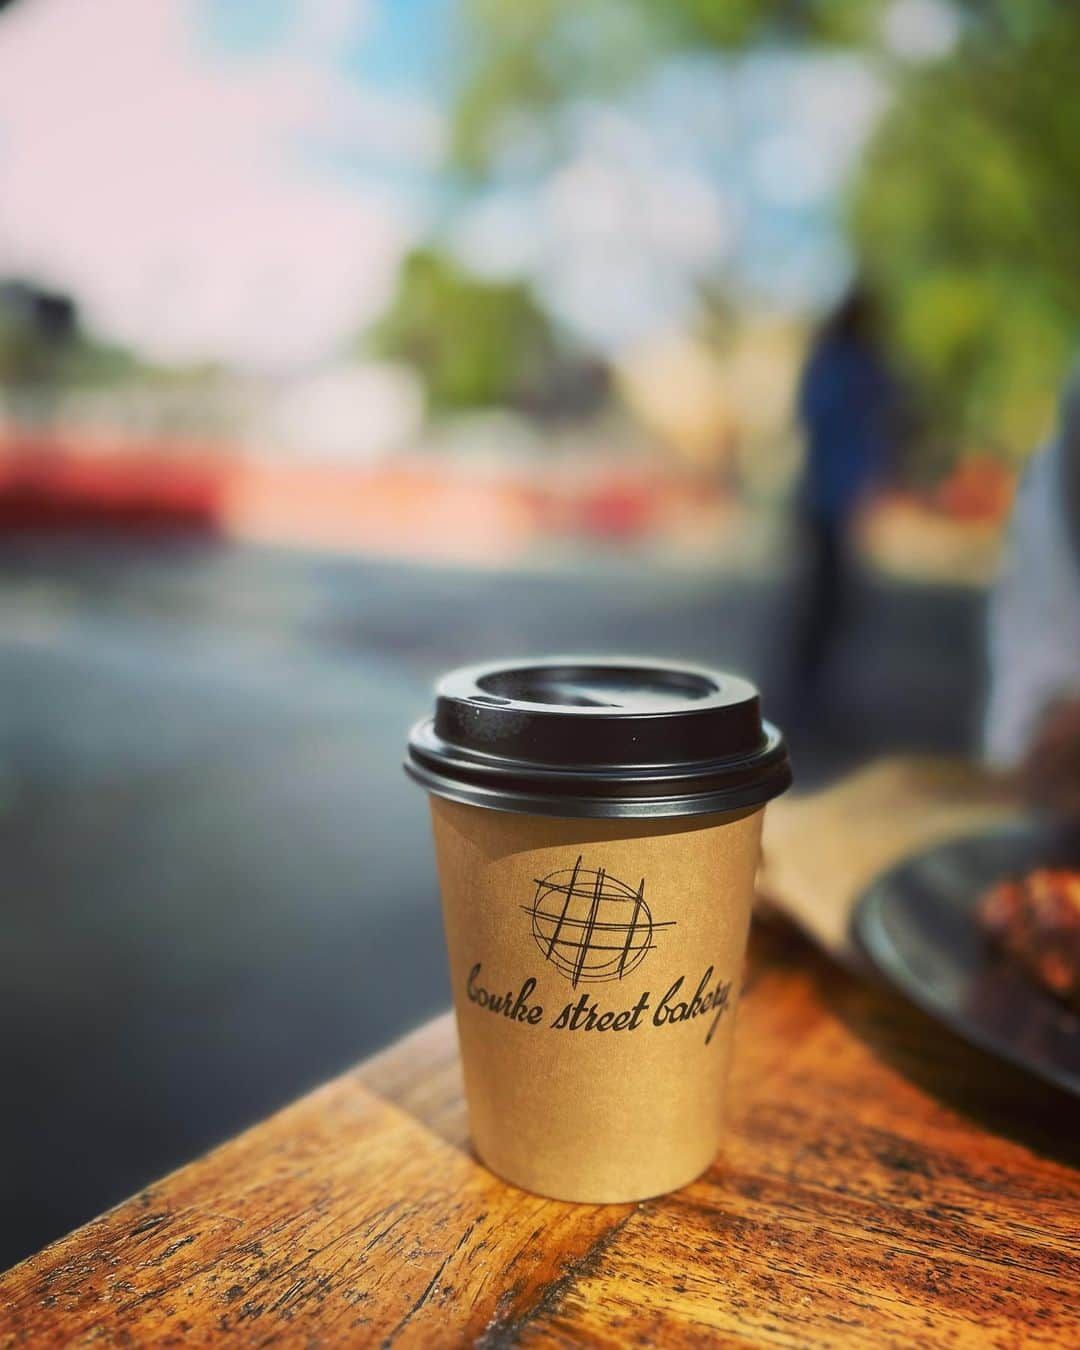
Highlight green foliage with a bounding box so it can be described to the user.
[0,300,135,388]
[448,0,1080,454]
[370,249,559,412]
[451,0,886,173]
[665,0,878,48]
[452,0,668,174]
[850,8,1080,456]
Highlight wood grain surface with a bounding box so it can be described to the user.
[2,764,1078,1347]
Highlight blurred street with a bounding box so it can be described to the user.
[0,534,984,1267]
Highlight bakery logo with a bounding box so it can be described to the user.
[466,856,732,1044]
[523,856,675,988]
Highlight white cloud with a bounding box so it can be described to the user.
[537,149,732,348]
[0,0,441,369]
[751,133,835,208]
[453,104,734,354]
[299,84,447,167]
[882,0,961,63]
[291,0,370,58]
[451,194,541,280]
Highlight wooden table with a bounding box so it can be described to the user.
[3,925,1078,1347]
[3,764,1079,1347]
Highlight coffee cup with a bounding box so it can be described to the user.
[406,657,790,1203]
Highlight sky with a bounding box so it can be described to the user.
[0,0,449,369]
[451,51,885,353]
[0,0,955,373]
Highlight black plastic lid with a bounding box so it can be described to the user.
[405,657,791,819]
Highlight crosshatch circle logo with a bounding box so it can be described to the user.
[522,855,676,988]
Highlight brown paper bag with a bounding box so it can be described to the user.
[430,796,764,1203]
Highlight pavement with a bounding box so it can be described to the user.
[0,533,988,1269]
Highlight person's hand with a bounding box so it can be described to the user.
[1019,697,1080,821]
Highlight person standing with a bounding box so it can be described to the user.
[793,287,900,711]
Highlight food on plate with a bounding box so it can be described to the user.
[978,868,1080,1012]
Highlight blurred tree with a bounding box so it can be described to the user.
[0,283,75,386]
[850,5,1080,460]
[448,0,1079,457]
[370,248,561,413]
[0,282,135,390]
[452,0,881,173]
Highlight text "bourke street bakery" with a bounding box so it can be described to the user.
[466,963,734,1045]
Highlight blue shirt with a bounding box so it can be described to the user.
[798,335,895,523]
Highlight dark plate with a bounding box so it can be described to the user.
[852,821,1080,1096]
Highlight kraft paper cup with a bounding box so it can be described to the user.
[406,658,790,1203]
